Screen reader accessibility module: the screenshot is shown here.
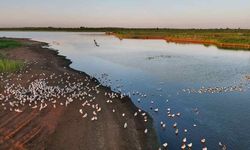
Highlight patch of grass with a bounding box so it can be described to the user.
[0,39,22,49]
[112,29,250,50]
[0,39,24,72]
[0,59,23,72]
[114,29,250,44]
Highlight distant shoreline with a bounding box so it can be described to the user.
[110,32,250,50]
[1,27,250,50]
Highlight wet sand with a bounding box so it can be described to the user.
[0,38,159,150]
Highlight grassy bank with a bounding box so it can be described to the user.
[0,39,23,49]
[111,29,250,50]
[0,39,23,72]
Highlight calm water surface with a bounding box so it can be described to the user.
[1,32,250,149]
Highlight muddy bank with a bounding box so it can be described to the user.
[0,38,159,150]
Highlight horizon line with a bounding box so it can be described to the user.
[0,27,250,30]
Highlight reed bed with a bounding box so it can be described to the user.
[0,59,23,72]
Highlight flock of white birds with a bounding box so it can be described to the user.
[0,68,156,147]
[182,84,245,94]
[0,60,228,150]
[95,74,229,150]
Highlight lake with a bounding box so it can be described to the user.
[1,31,250,149]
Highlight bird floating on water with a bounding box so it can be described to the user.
[201,138,206,144]
[181,144,186,149]
[162,142,168,148]
[182,137,187,143]
[202,147,208,150]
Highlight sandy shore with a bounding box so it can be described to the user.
[0,38,159,150]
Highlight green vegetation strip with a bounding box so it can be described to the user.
[113,29,250,44]
[112,29,250,50]
[0,59,23,72]
[0,39,23,49]
[0,39,23,72]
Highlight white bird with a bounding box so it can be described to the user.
[79,109,83,114]
[160,121,163,125]
[14,109,22,113]
[201,138,206,144]
[144,128,148,134]
[182,138,187,143]
[91,116,97,121]
[82,113,88,118]
[202,147,207,150]
[162,142,168,148]
[219,141,227,150]
[124,122,128,128]
[97,107,101,112]
[175,129,179,135]
[173,122,177,128]
[187,143,192,148]
[181,144,186,149]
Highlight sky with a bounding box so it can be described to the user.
[0,0,250,28]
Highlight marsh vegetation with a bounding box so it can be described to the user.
[0,39,23,72]
[112,29,250,50]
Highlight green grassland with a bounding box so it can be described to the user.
[112,29,250,44]
[111,29,250,50]
[0,39,23,72]
[0,39,23,49]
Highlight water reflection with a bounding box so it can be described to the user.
[1,32,250,149]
